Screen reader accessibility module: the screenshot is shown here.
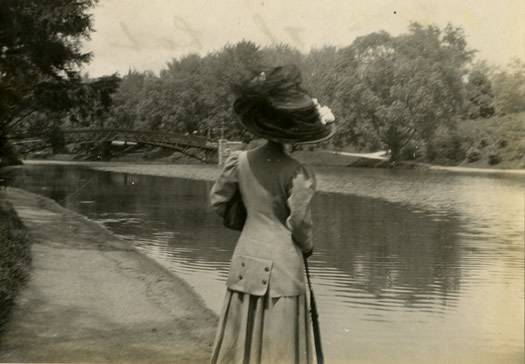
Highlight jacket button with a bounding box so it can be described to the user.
[262,280,267,285]
[239,275,243,280]
[241,262,245,267]
[264,267,270,272]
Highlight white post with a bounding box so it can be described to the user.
[218,139,227,165]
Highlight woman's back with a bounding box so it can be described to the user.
[242,142,300,225]
[220,142,315,298]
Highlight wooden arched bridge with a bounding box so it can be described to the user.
[9,128,220,163]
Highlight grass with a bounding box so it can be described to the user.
[0,197,31,337]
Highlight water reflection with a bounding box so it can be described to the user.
[314,192,462,311]
[3,164,523,363]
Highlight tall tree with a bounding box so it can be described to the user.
[0,0,100,164]
[261,44,303,70]
[301,46,339,104]
[334,23,473,161]
[491,59,525,115]
[67,74,121,128]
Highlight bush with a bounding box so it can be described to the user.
[488,151,502,165]
[466,147,481,163]
[0,200,32,335]
[400,141,422,161]
[0,135,23,167]
[426,126,466,165]
[478,139,489,148]
[518,141,525,158]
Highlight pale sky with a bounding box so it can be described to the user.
[83,0,525,77]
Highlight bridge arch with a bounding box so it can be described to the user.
[10,128,219,163]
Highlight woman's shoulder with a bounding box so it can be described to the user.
[285,155,316,191]
[223,150,243,168]
[287,154,315,175]
[265,155,313,195]
[218,151,244,181]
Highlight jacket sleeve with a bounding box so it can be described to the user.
[209,151,241,218]
[285,163,316,254]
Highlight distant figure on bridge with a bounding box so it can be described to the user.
[209,65,336,364]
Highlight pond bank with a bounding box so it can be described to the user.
[0,187,217,363]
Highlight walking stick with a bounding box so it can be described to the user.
[304,258,324,364]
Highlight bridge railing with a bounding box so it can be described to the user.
[63,128,216,150]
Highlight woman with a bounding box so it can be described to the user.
[209,65,335,364]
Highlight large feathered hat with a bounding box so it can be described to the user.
[232,65,336,144]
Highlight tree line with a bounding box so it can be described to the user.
[98,27,524,162]
[2,0,524,165]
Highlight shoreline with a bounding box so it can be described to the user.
[429,164,525,175]
[0,187,217,363]
[20,158,525,183]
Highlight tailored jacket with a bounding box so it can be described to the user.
[210,146,316,297]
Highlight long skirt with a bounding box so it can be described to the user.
[210,289,313,364]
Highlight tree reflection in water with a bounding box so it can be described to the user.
[313,192,462,311]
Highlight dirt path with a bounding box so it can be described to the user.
[0,187,217,363]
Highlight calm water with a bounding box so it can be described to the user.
[3,164,524,363]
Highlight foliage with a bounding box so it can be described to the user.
[491,59,525,115]
[425,126,466,165]
[0,200,31,333]
[466,147,481,163]
[67,75,121,128]
[0,0,120,163]
[98,22,524,167]
[457,111,525,168]
[1,0,96,127]
[0,137,23,167]
[400,141,422,161]
[464,62,495,119]
[333,23,473,161]
[106,70,148,129]
[116,41,265,140]
[488,150,502,165]
[424,111,524,168]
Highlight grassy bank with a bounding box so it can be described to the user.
[0,197,31,336]
[456,111,525,169]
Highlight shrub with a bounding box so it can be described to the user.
[426,126,466,165]
[518,141,525,158]
[478,139,489,148]
[488,151,502,165]
[0,200,32,335]
[466,147,481,163]
[400,141,421,161]
[0,135,23,167]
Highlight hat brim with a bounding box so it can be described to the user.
[236,114,336,145]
